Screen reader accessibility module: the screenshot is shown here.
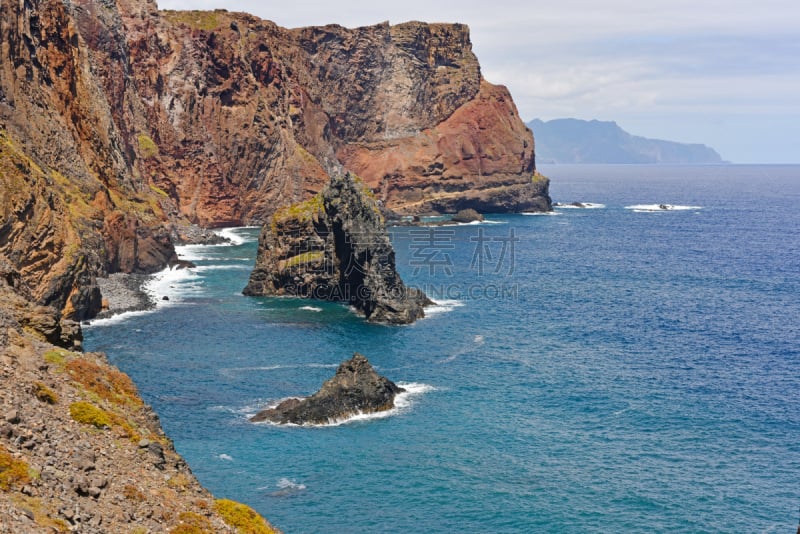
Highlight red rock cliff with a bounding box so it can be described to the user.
[1,0,548,320]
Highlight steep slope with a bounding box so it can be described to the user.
[528,118,724,164]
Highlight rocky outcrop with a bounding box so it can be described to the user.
[251,353,404,425]
[244,173,431,324]
[451,208,485,223]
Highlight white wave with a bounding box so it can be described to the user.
[554,202,606,209]
[144,265,203,306]
[251,382,434,427]
[214,227,259,245]
[276,478,306,491]
[424,299,465,317]
[218,453,234,461]
[521,211,561,216]
[474,334,485,344]
[193,264,252,272]
[453,219,507,226]
[219,362,338,378]
[299,305,323,312]
[625,204,703,212]
[83,309,155,328]
[265,477,307,497]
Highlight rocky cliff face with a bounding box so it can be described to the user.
[1,0,546,321]
[1,0,542,527]
[0,258,279,533]
[244,173,431,324]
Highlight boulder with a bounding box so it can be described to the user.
[250,353,405,425]
[451,208,484,223]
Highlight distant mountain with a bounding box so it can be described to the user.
[528,118,724,164]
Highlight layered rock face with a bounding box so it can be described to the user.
[1,0,547,321]
[244,173,431,324]
[251,353,404,425]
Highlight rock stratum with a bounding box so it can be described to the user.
[244,173,431,324]
[251,353,405,425]
[1,0,546,528]
[2,0,548,322]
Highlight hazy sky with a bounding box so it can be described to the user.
[158,0,800,163]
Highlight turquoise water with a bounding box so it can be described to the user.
[85,165,800,533]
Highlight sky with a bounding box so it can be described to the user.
[157,0,800,163]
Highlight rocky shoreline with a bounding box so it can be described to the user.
[94,274,156,320]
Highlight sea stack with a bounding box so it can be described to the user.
[243,172,431,324]
[250,353,405,425]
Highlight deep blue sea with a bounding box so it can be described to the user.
[84,165,799,533]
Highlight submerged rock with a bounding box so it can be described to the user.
[251,353,405,425]
[244,173,431,324]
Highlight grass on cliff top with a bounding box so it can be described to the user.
[215,499,279,534]
[271,193,325,231]
[162,10,223,31]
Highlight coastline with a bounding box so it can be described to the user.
[94,273,156,320]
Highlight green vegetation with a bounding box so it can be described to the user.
[43,349,70,367]
[150,184,170,197]
[33,382,58,404]
[271,193,325,232]
[282,250,324,270]
[170,511,214,534]
[162,10,222,31]
[69,401,112,429]
[137,133,159,159]
[0,446,31,490]
[214,499,278,534]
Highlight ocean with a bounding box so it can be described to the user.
[84,164,799,533]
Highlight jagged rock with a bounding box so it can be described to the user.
[451,208,484,223]
[244,173,432,324]
[251,353,405,425]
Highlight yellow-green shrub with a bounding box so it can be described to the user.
[69,401,111,428]
[214,499,278,534]
[0,446,31,490]
[33,382,58,404]
[170,511,214,534]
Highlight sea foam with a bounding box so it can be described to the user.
[250,382,434,427]
[625,204,703,212]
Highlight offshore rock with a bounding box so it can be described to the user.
[244,173,431,324]
[250,353,405,425]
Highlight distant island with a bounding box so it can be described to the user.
[528,118,725,164]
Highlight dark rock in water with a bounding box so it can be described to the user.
[250,353,405,425]
[451,208,484,223]
[243,172,432,324]
[161,296,169,301]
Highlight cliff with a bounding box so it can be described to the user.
[244,173,431,324]
[528,118,725,164]
[1,0,547,322]
[1,0,543,527]
[0,258,279,533]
